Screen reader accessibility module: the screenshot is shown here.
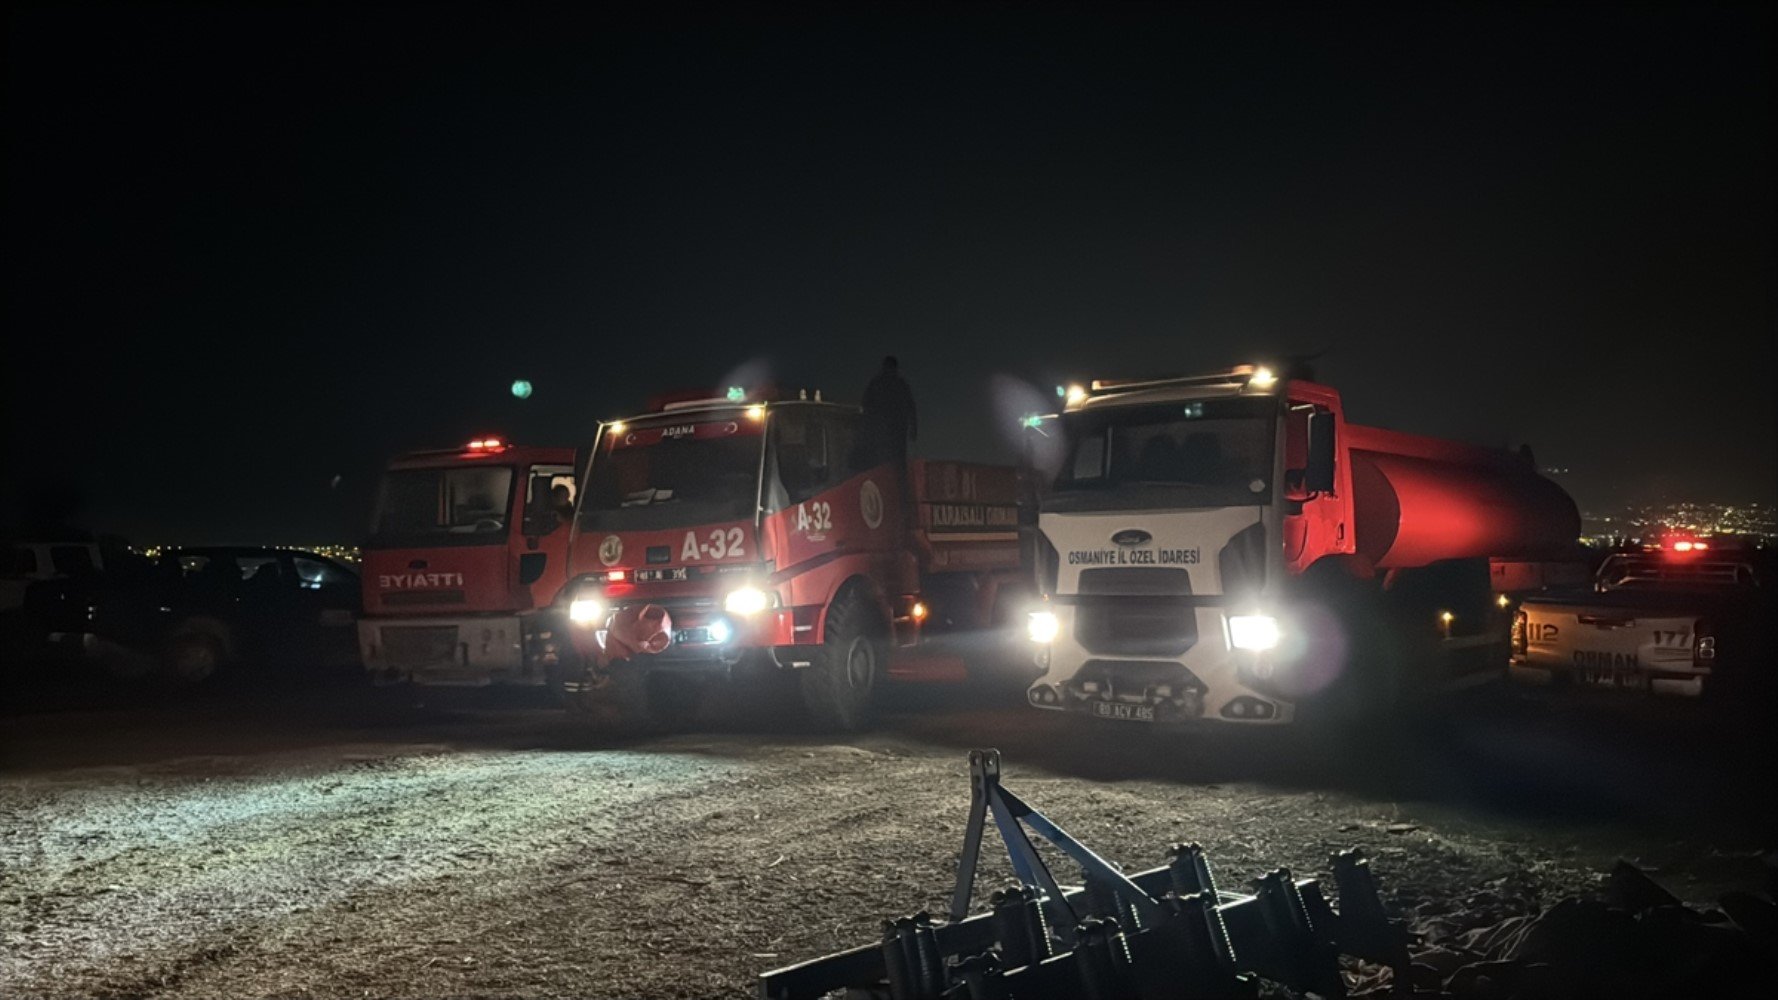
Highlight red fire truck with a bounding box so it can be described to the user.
[556,390,1026,730]
[359,438,580,686]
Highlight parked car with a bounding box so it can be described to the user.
[1,540,106,667]
[93,546,361,683]
[2,539,103,609]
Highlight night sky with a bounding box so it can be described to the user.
[5,3,1772,544]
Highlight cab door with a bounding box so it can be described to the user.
[516,464,577,607]
[764,408,911,608]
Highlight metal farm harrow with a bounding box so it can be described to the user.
[760,749,1412,999]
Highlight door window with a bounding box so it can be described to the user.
[773,411,828,506]
[50,545,98,577]
[237,555,284,584]
[293,556,351,591]
[523,464,578,535]
[825,412,865,483]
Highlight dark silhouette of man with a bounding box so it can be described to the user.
[862,355,917,468]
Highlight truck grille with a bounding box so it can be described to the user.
[381,626,458,667]
[1077,659,1204,693]
[1075,596,1197,657]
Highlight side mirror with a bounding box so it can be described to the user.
[1306,411,1336,493]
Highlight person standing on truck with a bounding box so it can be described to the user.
[862,355,918,469]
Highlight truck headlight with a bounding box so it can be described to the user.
[1027,610,1059,644]
[1228,614,1280,652]
[724,586,771,616]
[568,595,608,626]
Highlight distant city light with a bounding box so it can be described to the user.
[129,544,362,564]
[1578,500,1774,548]
[511,379,533,399]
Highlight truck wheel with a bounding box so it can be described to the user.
[647,674,705,728]
[163,633,225,684]
[563,663,647,727]
[801,592,885,731]
[1295,591,1404,735]
[566,665,699,734]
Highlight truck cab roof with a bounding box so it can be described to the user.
[388,440,573,470]
[1064,365,1290,414]
[609,397,859,428]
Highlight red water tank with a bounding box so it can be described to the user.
[1347,425,1579,570]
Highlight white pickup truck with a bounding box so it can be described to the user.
[1510,543,1768,698]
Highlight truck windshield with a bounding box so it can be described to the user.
[578,416,764,532]
[1052,396,1275,508]
[368,465,515,548]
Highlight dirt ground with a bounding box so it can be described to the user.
[2,672,1773,999]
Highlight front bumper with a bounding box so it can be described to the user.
[1026,604,1295,725]
[567,592,809,666]
[359,613,551,686]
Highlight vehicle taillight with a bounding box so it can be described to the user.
[1693,620,1715,666]
[1510,610,1528,656]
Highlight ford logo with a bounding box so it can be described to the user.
[1111,529,1152,547]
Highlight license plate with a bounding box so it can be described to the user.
[1092,702,1155,723]
[1577,664,1648,691]
[635,567,688,583]
[674,627,712,645]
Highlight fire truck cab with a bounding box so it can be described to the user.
[359,438,579,686]
[558,389,1025,730]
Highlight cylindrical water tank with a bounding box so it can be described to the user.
[1349,439,1579,570]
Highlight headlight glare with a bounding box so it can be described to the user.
[1027,610,1060,644]
[1228,614,1280,651]
[568,595,608,626]
[724,586,771,616]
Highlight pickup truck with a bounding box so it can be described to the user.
[1509,542,1770,699]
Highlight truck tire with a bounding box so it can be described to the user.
[565,664,700,734]
[1294,585,1404,735]
[163,632,226,684]
[563,663,647,727]
[801,591,885,731]
[647,674,705,728]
